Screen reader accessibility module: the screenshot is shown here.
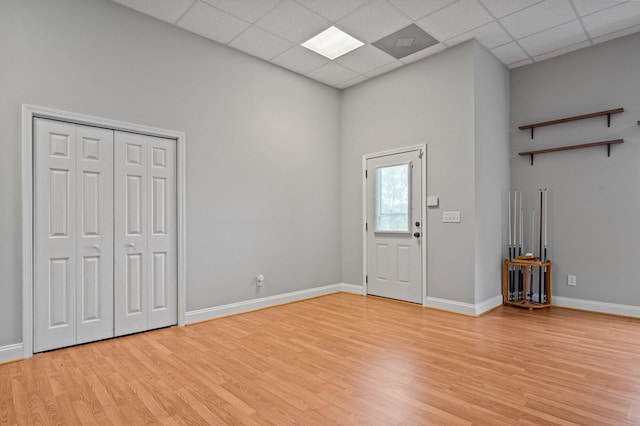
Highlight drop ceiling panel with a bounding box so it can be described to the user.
[256,0,331,43]
[491,42,529,64]
[178,2,249,44]
[271,45,330,74]
[335,44,396,74]
[445,21,511,49]
[582,2,640,38]
[337,0,413,43]
[200,0,282,23]
[295,0,370,21]
[399,43,447,64]
[110,0,194,24]
[108,0,640,89]
[533,40,591,62]
[593,23,640,45]
[479,0,543,19]
[387,0,458,20]
[519,20,588,57]
[335,75,369,89]
[499,0,576,40]
[572,0,623,18]
[365,60,404,78]
[229,26,293,61]
[400,43,447,64]
[306,62,360,86]
[418,0,494,41]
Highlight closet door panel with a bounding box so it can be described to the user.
[147,137,177,329]
[76,125,114,344]
[114,132,148,336]
[34,119,78,352]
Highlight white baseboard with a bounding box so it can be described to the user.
[424,294,503,316]
[0,343,23,364]
[185,283,363,324]
[554,296,640,318]
[474,295,504,315]
[340,283,364,294]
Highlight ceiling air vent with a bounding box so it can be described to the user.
[372,24,439,60]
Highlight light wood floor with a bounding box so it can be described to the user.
[2,293,640,425]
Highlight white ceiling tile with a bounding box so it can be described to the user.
[499,0,576,39]
[479,0,543,19]
[508,58,534,68]
[111,0,195,24]
[582,2,640,38]
[387,0,458,20]
[271,45,330,74]
[256,0,331,43]
[177,1,249,44]
[445,21,512,49]
[399,43,447,63]
[532,40,591,61]
[592,23,640,44]
[200,0,282,23]
[491,41,529,63]
[229,26,293,61]
[336,0,413,43]
[518,20,587,57]
[417,0,494,41]
[571,0,624,17]
[364,60,404,78]
[336,75,369,89]
[335,44,396,74]
[306,62,360,86]
[294,0,370,21]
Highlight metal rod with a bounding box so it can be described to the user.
[519,192,523,299]
[539,190,543,304]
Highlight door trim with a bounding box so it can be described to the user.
[362,144,427,305]
[22,104,187,359]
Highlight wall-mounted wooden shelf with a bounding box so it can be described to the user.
[518,108,624,139]
[519,139,624,165]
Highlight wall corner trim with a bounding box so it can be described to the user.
[553,296,640,318]
[0,343,24,364]
[185,283,363,324]
[475,295,504,315]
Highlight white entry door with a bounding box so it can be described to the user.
[114,131,177,336]
[34,119,114,352]
[366,149,423,303]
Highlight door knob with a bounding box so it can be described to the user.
[415,221,420,227]
[413,232,421,238]
[127,243,136,249]
[92,244,101,253]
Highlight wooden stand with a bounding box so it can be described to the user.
[503,259,552,310]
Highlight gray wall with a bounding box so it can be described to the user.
[510,33,640,306]
[0,0,341,347]
[341,41,478,304]
[473,44,510,304]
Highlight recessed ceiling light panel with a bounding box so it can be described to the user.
[301,26,364,60]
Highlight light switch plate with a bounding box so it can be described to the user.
[426,196,439,207]
[443,211,461,223]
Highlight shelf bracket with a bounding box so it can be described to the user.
[530,128,534,139]
[607,143,611,157]
[607,113,611,127]
[530,154,534,166]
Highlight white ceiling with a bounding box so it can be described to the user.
[109,0,640,89]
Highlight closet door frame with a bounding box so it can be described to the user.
[22,104,187,359]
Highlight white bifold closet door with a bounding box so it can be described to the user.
[34,119,114,352]
[34,118,177,353]
[114,132,177,336]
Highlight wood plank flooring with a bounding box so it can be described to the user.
[2,293,640,425]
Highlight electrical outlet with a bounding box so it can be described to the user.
[443,211,461,223]
[256,274,264,287]
[567,275,576,286]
